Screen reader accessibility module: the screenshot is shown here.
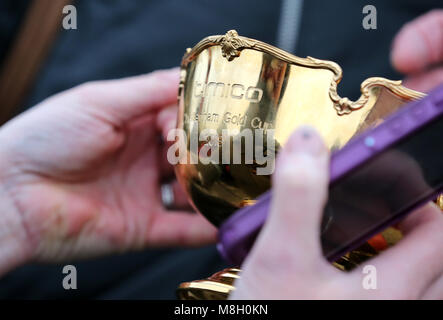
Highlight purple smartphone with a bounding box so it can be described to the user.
[218,84,443,266]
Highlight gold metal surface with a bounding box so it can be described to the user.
[177,268,240,300]
[175,30,427,300]
[176,30,424,226]
[437,194,443,209]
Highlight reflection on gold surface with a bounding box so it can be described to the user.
[437,194,443,209]
[177,268,240,300]
[175,30,427,300]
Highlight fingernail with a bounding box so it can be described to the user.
[285,125,325,156]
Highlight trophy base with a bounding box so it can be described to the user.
[178,197,443,300]
[176,245,380,300]
[177,268,240,300]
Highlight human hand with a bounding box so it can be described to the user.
[230,127,443,299]
[0,68,216,274]
[391,9,443,92]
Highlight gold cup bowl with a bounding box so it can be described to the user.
[174,30,426,299]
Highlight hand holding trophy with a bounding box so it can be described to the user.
[172,30,429,299]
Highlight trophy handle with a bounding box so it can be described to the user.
[175,30,436,300]
[329,77,425,115]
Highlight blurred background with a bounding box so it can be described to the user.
[0,0,440,299]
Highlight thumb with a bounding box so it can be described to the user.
[391,10,443,74]
[246,126,330,274]
[71,67,180,125]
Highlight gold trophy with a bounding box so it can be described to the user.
[173,30,431,300]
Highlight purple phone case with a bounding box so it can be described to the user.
[218,84,443,266]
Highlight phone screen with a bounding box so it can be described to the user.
[322,116,443,261]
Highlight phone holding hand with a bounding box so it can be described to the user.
[218,85,443,265]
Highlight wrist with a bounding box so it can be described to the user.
[0,178,32,276]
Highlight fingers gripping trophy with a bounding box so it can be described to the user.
[172,30,434,300]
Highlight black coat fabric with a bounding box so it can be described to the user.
[0,0,439,299]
